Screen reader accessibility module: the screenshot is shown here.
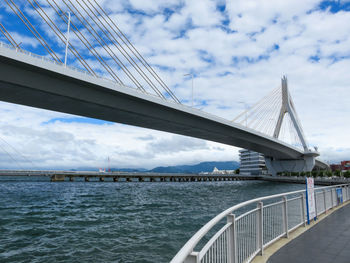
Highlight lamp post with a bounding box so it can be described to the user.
[64,11,71,66]
[184,73,194,107]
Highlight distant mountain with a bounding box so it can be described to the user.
[69,167,147,172]
[149,161,239,174]
[110,168,148,172]
[69,161,239,174]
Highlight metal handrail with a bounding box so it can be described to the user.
[171,183,350,263]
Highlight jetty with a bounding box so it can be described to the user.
[0,170,258,182]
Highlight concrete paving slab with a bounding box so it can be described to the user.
[267,203,350,263]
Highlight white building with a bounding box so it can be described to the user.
[239,149,267,175]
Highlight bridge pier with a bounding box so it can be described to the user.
[113,177,118,182]
[69,176,74,182]
[138,177,144,182]
[85,177,90,182]
[51,174,65,182]
[99,177,104,182]
[265,153,317,176]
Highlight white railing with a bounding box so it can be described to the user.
[171,183,350,263]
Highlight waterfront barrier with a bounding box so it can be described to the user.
[170,183,350,263]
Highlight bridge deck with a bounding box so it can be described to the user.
[268,203,350,263]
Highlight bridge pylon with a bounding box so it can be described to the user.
[265,76,319,175]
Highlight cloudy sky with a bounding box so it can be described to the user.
[0,0,349,169]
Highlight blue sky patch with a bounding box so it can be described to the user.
[43,117,113,125]
[319,1,350,13]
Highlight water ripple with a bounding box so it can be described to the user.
[0,178,303,262]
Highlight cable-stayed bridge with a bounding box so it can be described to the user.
[0,1,328,174]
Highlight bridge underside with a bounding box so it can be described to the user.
[265,155,317,176]
[0,48,327,171]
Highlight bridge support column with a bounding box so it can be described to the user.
[99,177,104,182]
[113,177,118,182]
[265,154,317,176]
[51,174,65,182]
[85,177,90,182]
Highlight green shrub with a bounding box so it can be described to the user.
[344,170,350,178]
[334,170,341,177]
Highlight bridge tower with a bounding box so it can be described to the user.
[264,76,319,175]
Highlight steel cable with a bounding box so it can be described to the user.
[49,0,123,83]
[0,22,19,47]
[5,0,61,62]
[91,0,180,103]
[78,0,167,98]
[62,0,147,93]
[28,0,95,74]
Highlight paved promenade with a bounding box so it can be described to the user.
[268,203,350,263]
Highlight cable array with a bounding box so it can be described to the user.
[232,86,304,150]
[1,0,180,103]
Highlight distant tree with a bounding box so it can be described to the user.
[344,170,350,178]
[326,171,333,177]
[335,170,341,177]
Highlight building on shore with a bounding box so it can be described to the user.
[330,161,350,172]
[200,167,236,175]
[239,149,267,175]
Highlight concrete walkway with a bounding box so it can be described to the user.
[268,203,350,263]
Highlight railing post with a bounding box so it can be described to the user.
[227,214,237,263]
[323,189,327,213]
[301,193,306,226]
[257,202,263,255]
[314,192,318,217]
[331,188,334,208]
[184,252,199,263]
[282,196,289,238]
